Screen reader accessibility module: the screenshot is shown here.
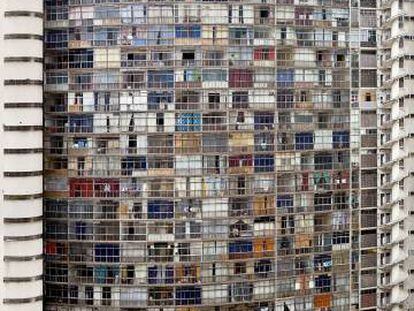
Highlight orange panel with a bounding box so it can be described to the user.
[314,293,332,308]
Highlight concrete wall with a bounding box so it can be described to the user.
[0,1,43,310]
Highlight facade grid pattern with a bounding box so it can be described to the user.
[44,0,361,310]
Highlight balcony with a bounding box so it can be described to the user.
[361,272,377,288]
[391,292,409,305]
[361,253,377,268]
[361,134,377,148]
[361,154,377,168]
[361,190,377,208]
[360,292,376,308]
[380,153,392,168]
[381,252,408,268]
[361,213,377,228]
[361,233,377,248]
[361,171,377,188]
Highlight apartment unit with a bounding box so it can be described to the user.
[0,0,44,310]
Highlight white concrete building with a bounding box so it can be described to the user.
[378,0,414,309]
[0,0,43,310]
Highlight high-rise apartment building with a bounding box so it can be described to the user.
[0,0,410,310]
[43,1,361,310]
[0,0,44,310]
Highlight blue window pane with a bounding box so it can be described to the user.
[176,25,201,38]
[229,241,253,253]
[333,131,350,148]
[176,113,201,132]
[148,200,174,219]
[147,70,174,88]
[277,69,294,87]
[295,132,314,150]
[95,244,120,262]
[254,155,274,172]
[176,286,202,305]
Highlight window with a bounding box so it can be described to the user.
[175,287,201,305]
[229,69,253,88]
[277,69,294,87]
[235,262,247,274]
[399,16,404,28]
[46,29,68,48]
[332,231,350,245]
[232,91,249,109]
[183,69,201,82]
[254,112,274,130]
[102,287,111,305]
[123,71,145,89]
[229,241,253,253]
[315,274,331,292]
[148,200,174,219]
[147,91,173,110]
[315,153,333,170]
[202,69,227,82]
[182,51,195,62]
[260,8,270,19]
[229,155,252,168]
[254,260,272,276]
[175,25,201,38]
[147,70,174,88]
[295,132,314,150]
[148,266,174,284]
[95,7,120,19]
[277,195,293,213]
[300,91,308,102]
[254,155,274,172]
[69,115,93,133]
[229,27,251,44]
[253,47,275,61]
[95,244,120,262]
[398,138,404,149]
[333,131,350,149]
[121,157,146,175]
[208,93,220,109]
[176,113,201,132]
[360,29,376,47]
[69,49,93,69]
[44,73,64,88]
[399,98,405,108]
[277,90,294,108]
[203,50,225,66]
[281,27,287,39]
[94,28,119,46]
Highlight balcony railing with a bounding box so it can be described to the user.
[361,234,377,248]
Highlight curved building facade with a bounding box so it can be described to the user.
[378,0,413,308]
[0,0,44,310]
[44,1,360,310]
